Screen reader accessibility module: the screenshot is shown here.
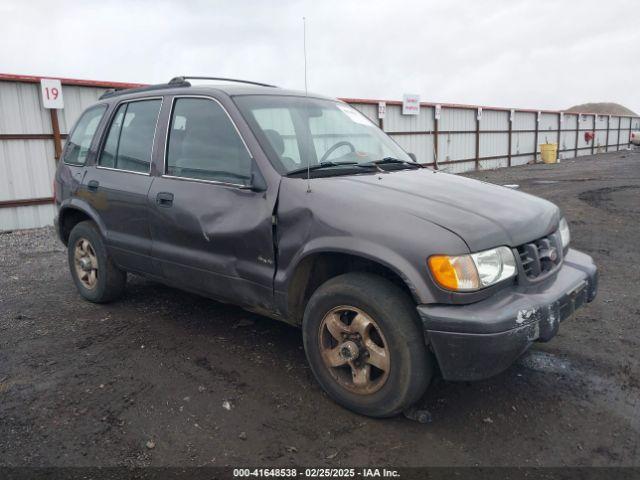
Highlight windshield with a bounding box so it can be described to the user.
[234,95,414,174]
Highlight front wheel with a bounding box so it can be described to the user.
[302,272,432,417]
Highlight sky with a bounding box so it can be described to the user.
[1,0,637,112]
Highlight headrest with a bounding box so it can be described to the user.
[263,129,285,156]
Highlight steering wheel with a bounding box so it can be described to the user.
[319,141,356,163]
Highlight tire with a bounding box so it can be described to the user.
[302,272,432,417]
[67,220,126,303]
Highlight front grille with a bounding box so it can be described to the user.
[517,233,562,280]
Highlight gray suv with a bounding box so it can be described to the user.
[54,76,598,417]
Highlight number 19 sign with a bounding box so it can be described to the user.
[40,78,64,109]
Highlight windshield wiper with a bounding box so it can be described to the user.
[286,161,376,177]
[360,157,423,169]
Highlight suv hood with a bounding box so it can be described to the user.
[330,168,560,252]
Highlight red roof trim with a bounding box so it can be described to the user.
[0,73,147,89]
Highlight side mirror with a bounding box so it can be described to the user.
[408,152,417,162]
[239,160,267,192]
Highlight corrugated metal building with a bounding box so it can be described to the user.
[1,73,638,231]
[347,99,639,172]
[0,74,143,230]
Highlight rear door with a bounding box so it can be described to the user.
[147,95,275,313]
[82,97,163,274]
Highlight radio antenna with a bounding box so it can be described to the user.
[303,16,311,193]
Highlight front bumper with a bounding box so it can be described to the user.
[417,249,598,381]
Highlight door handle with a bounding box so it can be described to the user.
[156,192,174,207]
[87,180,99,192]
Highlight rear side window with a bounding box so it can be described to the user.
[63,105,107,165]
[166,98,252,185]
[99,99,162,173]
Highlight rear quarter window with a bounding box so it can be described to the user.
[63,105,107,165]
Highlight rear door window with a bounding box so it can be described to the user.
[63,105,107,165]
[99,99,162,173]
[165,97,252,185]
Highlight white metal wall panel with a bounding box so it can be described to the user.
[439,107,475,131]
[560,131,576,154]
[579,115,595,130]
[511,131,535,155]
[513,112,536,131]
[595,115,608,130]
[0,82,51,134]
[0,138,57,230]
[438,133,475,161]
[479,110,508,131]
[563,114,578,130]
[577,129,591,149]
[539,113,558,132]
[607,123,619,149]
[0,139,55,201]
[608,116,619,148]
[58,85,108,133]
[383,104,434,132]
[631,118,640,130]
[609,116,620,130]
[348,102,378,124]
[479,132,508,157]
[577,148,591,157]
[538,131,558,146]
[388,134,434,164]
[0,203,57,230]
[594,130,607,151]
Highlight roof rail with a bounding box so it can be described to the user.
[169,76,277,88]
[100,88,117,99]
[98,79,190,100]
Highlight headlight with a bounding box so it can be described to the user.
[559,217,570,250]
[428,246,517,292]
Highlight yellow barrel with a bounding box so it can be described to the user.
[540,143,558,164]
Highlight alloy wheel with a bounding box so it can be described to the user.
[318,306,391,395]
[73,238,98,290]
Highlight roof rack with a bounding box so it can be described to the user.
[98,79,190,100]
[98,76,276,100]
[169,76,277,88]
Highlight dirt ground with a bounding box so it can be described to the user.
[1,151,639,468]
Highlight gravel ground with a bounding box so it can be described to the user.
[0,150,639,467]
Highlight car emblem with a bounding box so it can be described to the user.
[548,248,558,262]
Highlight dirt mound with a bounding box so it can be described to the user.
[566,102,637,116]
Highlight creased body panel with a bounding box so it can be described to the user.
[274,175,470,310]
[147,177,277,314]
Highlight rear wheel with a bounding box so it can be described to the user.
[67,221,126,303]
[302,272,432,417]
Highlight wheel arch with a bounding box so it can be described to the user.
[285,249,421,325]
[58,201,107,245]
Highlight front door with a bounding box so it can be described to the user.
[148,96,276,313]
[82,98,162,274]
